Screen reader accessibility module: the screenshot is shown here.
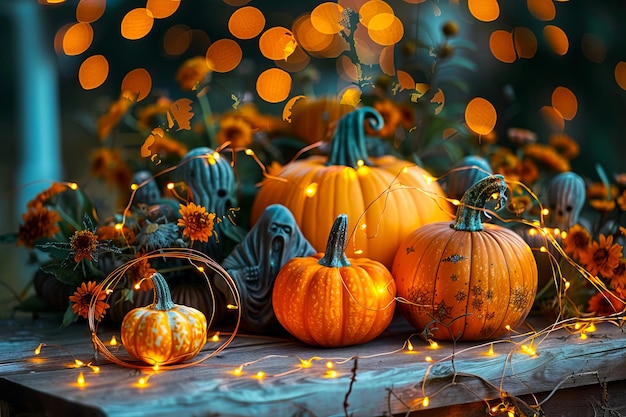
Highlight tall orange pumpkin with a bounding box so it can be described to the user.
[392,175,538,341]
[251,107,452,268]
[272,214,396,347]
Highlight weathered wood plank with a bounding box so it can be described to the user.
[1,314,625,417]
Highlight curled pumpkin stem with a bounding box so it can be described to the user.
[150,272,175,311]
[318,214,351,268]
[326,107,383,168]
[452,174,507,232]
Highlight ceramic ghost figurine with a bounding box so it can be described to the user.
[220,204,316,334]
[547,171,586,231]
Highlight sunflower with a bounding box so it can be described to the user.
[178,202,216,242]
[216,115,254,149]
[69,281,110,320]
[17,207,61,248]
[579,234,623,278]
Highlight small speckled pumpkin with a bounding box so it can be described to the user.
[121,272,208,365]
[392,175,538,341]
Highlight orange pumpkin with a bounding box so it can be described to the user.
[252,107,452,268]
[272,214,397,347]
[392,175,538,341]
[121,272,207,365]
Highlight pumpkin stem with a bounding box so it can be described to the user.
[318,214,351,268]
[150,272,175,311]
[326,107,383,168]
[452,174,508,232]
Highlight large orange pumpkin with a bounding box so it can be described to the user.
[392,175,538,341]
[272,214,397,347]
[252,107,452,268]
[121,272,208,365]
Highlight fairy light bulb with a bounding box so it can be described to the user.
[304,182,318,197]
[130,183,139,191]
[153,364,160,372]
[137,376,148,386]
[76,372,85,386]
[326,361,334,369]
[406,340,414,352]
[255,371,266,380]
[211,332,220,342]
[428,340,439,349]
[451,199,460,206]
[299,358,312,369]
[74,359,85,367]
[68,182,78,190]
[226,304,239,310]
[356,159,365,167]
[422,396,430,407]
[487,343,494,356]
[424,356,433,362]
[34,343,43,355]
[542,208,550,216]
[166,182,175,190]
[245,148,254,156]
[325,370,338,378]
[233,366,243,376]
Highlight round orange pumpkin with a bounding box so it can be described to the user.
[272,214,397,347]
[252,107,452,268]
[392,175,538,341]
[121,272,208,365]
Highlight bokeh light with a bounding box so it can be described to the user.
[76,0,106,23]
[228,6,265,40]
[121,68,152,102]
[78,54,109,90]
[206,39,243,73]
[256,68,292,103]
[465,97,497,135]
[62,22,93,56]
[121,8,154,41]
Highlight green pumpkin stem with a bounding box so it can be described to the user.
[452,174,508,232]
[150,272,175,311]
[318,214,351,268]
[326,107,384,168]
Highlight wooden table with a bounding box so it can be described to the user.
[1,312,625,417]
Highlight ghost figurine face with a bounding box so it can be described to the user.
[547,172,586,231]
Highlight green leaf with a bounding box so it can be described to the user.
[61,304,79,327]
[40,261,84,286]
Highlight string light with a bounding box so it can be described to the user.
[34,343,43,355]
[76,372,86,387]
[109,335,118,346]
[486,343,494,356]
[211,332,220,342]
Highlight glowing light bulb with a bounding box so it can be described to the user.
[137,377,148,386]
[356,159,365,167]
[245,149,254,156]
[486,343,494,356]
[76,372,85,386]
[227,304,239,310]
[68,182,78,190]
[88,363,100,373]
[564,281,571,291]
[304,183,318,198]
[326,361,334,369]
[212,152,221,160]
[359,224,367,231]
[428,340,439,349]
[299,359,312,369]
[451,199,460,206]
[196,266,205,273]
[406,340,414,352]
[528,228,537,236]
[153,364,160,372]
[505,325,511,331]
[115,223,123,231]
[34,343,43,355]
[211,332,220,342]
[539,246,547,253]
[130,183,139,191]
[586,323,596,333]
[134,283,141,290]
[233,366,243,376]
[166,182,175,190]
[424,356,433,362]
[325,370,338,378]
[580,332,588,340]
[422,396,430,407]
[255,371,266,380]
[402,167,408,174]
[74,359,85,367]
[542,208,550,216]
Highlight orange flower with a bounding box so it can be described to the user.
[176,56,211,91]
[609,258,626,291]
[586,182,617,200]
[97,224,136,246]
[136,96,173,131]
[90,148,134,196]
[366,99,403,138]
[519,158,539,185]
[69,281,109,320]
[579,234,623,278]
[27,182,69,210]
[523,143,570,172]
[617,190,626,211]
[507,127,537,147]
[548,133,579,160]
[562,224,591,261]
[17,207,61,248]
[97,92,135,141]
[70,229,100,263]
[216,115,254,149]
[178,202,216,242]
[587,290,626,316]
[588,198,616,214]
[126,256,156,291]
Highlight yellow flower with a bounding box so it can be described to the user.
[17,207,61,248]
[548,133,580,160]
[178,202,216,242]
[176,56,211,91]
[217,115,254,149]
[69,281,109,321]
[579,234,623,279]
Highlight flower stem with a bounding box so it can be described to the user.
[197,88,218,150]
